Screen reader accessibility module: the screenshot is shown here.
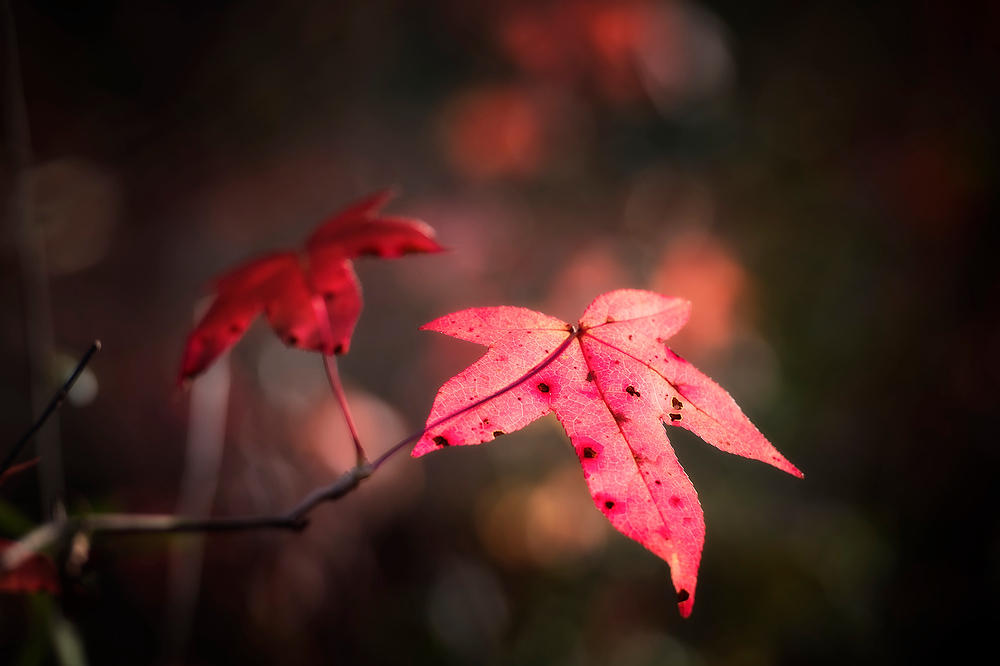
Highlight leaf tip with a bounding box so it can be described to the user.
[676,588,693,617]
[773,455,805,479]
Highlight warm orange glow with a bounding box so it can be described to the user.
[478,463,609,568]
[650,231,748,353]
[441,86,546,180]
[545,241,630,320]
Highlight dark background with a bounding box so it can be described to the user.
[1,1,997,664]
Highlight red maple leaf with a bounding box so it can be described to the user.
[413,289,802,616]
[179,190,444,382]
[0,539,59,595]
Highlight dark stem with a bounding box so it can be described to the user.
[0,340,101,478]
[1,330,579,571]
[323,354,367,465]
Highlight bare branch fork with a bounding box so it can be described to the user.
[0,340,102,478]
[1,331,577,575]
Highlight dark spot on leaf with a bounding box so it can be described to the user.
[613,411,629,424]
[677,589,690,603]
[605,500,615,510]
[628,334,633,340]
[586,370,596,382]
[229,324,242,335]
[481,418,490,425]
[669,496,682,508]
[672,397,683,410]
[334,344,344,354]
[286,335,299,345]
[669,413,682,422]
[625,385,640,397]
[324,291,336,300]
[583,447,596,459]
[605,315,615,323]
[537,382,550,393]
[493,430,505,438]
[433,436,449,447]
[654,480,662,485]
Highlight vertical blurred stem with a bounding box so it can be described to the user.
[2,0,64,519]
[323,354,367,465]
[163,313,231,662]
[49,610,88,666]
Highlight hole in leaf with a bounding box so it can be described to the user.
[433,436,450,447]
[537,382,550,393]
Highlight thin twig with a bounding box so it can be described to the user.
[0,328,581,573]
[323,354,367,465]
[0,457,39,487]
[0,341,101,478]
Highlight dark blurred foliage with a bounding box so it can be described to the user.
[1,0,998,664]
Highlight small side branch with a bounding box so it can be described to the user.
[0,464,371,573]
[0,340,101,478]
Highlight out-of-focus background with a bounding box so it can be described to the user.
[1,0,997,663]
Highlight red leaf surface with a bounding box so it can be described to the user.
[413,289,802,616]
[179,191,443,382]
[0,540,59,595]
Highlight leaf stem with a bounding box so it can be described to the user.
[323,354,367,465]
[0,340,101,479]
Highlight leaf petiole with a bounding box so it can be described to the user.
[322,354,368,465]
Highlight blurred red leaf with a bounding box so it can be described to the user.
[413,289,801,616]
[179,191,444,382]
[0,540,59,595]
